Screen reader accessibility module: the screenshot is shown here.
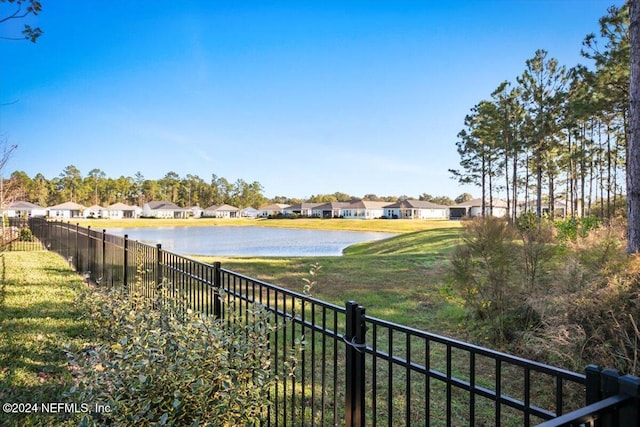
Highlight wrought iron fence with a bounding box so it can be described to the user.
[27,218,640,426]
[0,217,43,251]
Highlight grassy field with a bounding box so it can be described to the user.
[194,224,467,334]
[0,251,92,426]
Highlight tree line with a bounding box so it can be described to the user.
[450,3,629,221]
[6,165,470,209]
[8,166,267,209]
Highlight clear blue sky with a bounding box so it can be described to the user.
[0,0,624,200]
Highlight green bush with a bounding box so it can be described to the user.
[515,213,557,289]
[67,285,281,426]
[554,216,601,241]
[450,217,525,343]
[19,227,35,242]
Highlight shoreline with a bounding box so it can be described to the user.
[59,217,460,234]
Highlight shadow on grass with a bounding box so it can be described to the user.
[0,252,92,427]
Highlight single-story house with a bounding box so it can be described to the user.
[384,200,449,220]
[449,198,508,219]
[48,202,86,219]
[519,199,571,218]
[258,203,289,218]
[283,203,324,217]
[107,203,141,219]
[142,201,189,219]
[341,201,389,219]
[83,205,109,219]
[311,202,351,219]
[3,201,47,218]
[189,206,203,218]
[241,207,259,218]
[202,204,240,218]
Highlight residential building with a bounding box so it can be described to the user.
[258,203,289,218]
[385,200,449,219]
[202,204,240,218]
[283,203,324,217]
[341,201,389,219]
[449,198,508,219]
[311,202,351,218]
[142,201,188,219]
[241,207,259,218]
[83,205,108,219]
[48,202,86,219]
[107,203,141,219]
[3,201,47,218]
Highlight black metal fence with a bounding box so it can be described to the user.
[27,218,640,426]
[0,217,44,251]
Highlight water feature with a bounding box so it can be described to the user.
[107,226,395,256]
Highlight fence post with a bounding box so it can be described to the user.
[618,374,640,426]
[66,221,70,262]
[585,365,601,405]
[102,229,107,285]
[74,223,79,272]
[156,243,162,290]
[123,235,128,293]
[345,301,366,427]
[87,226,92,279]
[213,261,222,318]
[601,368,621,398]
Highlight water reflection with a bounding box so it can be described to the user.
[108,226,395,256]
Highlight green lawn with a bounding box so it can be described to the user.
[0,251,92,427]
[195,225,467,334]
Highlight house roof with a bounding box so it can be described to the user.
[259,203,290,210]
[283,202,324,211]
[204,204,239,212]
[86,204,107,210]
[9,201,45,209]
[348,200,391,209]
[385,200,449,209]
[519,199,567,209]
[48,202,86,210]
[146,201,185,210]
[314,202,351,210]
[453,198,507,208]
[108,202,138,211]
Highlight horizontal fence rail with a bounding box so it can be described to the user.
[27,218,640,426]
[0,217,44,251]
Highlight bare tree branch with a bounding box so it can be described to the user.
[0,0,42,42]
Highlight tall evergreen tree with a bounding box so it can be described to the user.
[629,0,640,253]
[517,49,569,217]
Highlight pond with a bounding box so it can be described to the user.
[107,226,396,257]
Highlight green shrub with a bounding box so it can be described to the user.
[450,217,526,343]
[515,213,557,290]
[554,216,601,242]
[19,227,34,242]
[67,285,282,426]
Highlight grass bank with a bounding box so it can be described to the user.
[0,251,92,427]
[195,226,466,334]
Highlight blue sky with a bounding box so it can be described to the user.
[0,0,624,200]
